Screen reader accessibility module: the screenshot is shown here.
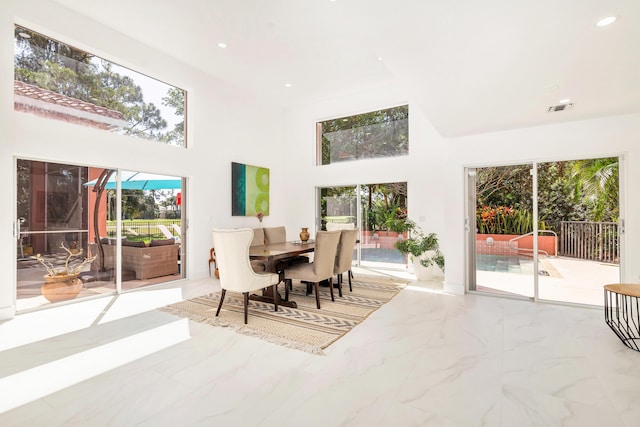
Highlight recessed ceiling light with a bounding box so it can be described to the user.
[559,98,571,104]
[217,42,228,49]
[596,16,617,27]
[377,56,383,62]
[284,83,292,88]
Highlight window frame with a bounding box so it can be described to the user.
[316,104,409,166]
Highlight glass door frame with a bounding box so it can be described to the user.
[316,185,361,268]
[465,155,625,306]
[465,162,538,301]
[15,158,187,311]
[316,182,409,270]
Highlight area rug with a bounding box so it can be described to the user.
[159,275,408,355]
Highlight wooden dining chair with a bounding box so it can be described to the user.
[211,228,281,324]
[283,230,341,309]
[334,228,359,297]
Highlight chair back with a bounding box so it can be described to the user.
[212,228,264,293]
[251,227,265,246]
[334,228,359,274]
[264,226,286,244]
[312,230,341,279]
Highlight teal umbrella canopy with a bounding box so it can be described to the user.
[85,171,182,190]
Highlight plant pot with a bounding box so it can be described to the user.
[412,252,443,281]
[43,273,80,283]
[41,274,83,302]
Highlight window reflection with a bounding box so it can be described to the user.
[317,105,409,165]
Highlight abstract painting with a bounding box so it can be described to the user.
[231,162,270,216]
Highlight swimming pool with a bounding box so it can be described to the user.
[476,254,524,274]
[476,254,549,276]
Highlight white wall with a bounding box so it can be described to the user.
[283,87,640,295]
[0,0,286,319]
[282,84,450,270]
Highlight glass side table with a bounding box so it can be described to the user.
[604,284,640,352]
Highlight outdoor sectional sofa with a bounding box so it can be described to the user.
[89,239,179,280]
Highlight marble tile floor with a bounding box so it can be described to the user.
[0,267,639,426]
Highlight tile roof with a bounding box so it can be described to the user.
[14,80,126,121]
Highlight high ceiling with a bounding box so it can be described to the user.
[53,0,640,137]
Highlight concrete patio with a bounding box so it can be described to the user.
[477,256,620,306]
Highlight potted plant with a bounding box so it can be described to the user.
[394,221,445,281]
[34,242,96,302]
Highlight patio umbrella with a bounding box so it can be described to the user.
[84,171,182,190]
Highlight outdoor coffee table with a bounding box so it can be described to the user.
[604,283,640,351]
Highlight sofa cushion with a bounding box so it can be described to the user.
[150,238,176,247]
[123,239,146,248]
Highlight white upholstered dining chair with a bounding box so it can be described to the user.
[211,228,281,324]
[283,230,341,309]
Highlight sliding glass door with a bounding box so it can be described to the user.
[16,160,106,310]
[468,164,535,298]
[467,157,621,305]
[536,159,620,304]
[318,182,408,269]
[16,159,186,311]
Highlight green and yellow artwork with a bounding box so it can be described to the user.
[231,162,269,216]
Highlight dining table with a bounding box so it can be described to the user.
[249,240,315,308]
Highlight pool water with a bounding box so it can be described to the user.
[361,248,405,264]
[476,254,549,276]
[476,254,524,274]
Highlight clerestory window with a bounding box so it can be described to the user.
[14,25,186,147]
[316,105,409,165]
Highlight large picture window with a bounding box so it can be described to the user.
[317,105,409,165]
[14,25,186,147]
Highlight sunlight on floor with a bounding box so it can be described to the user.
[405,284,454,295]
[0,318,190,413]
[1,285,196,351]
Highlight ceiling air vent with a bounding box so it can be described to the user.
[548,103,573,112]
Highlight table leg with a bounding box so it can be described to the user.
[250,284,297,308]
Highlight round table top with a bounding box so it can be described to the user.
[604,284,640,297]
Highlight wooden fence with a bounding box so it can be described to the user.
[559,221,619,264]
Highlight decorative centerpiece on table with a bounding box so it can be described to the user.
[35,242,96,302]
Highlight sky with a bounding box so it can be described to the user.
[109,62,182,130]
